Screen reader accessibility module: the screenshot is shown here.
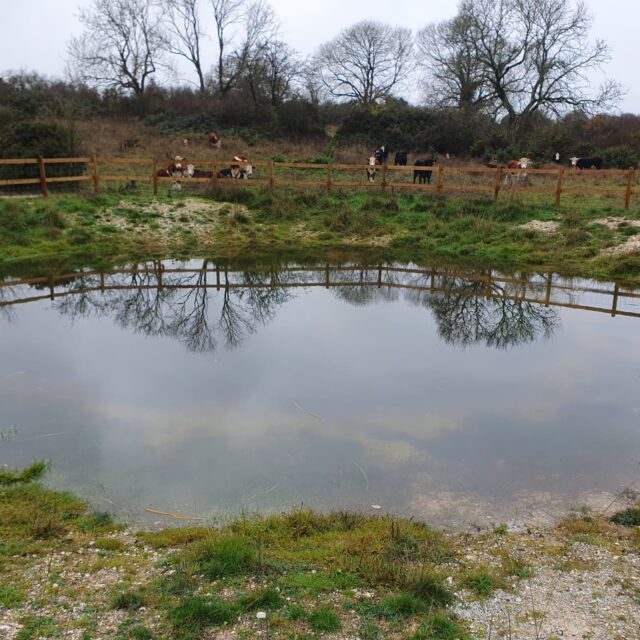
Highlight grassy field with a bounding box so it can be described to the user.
[1,188,640,284]
[1,466,639,639]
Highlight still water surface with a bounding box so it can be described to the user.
[1,260,639,528]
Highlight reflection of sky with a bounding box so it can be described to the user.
[0,274,639,527]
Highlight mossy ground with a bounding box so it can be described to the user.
[1,473,639,639]
[1,188,639,284]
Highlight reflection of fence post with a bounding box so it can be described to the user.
[152,159,158,196]
[555,168,563,206]
[545,273,552,306]
[327,164,333,193]
[624,168,635,210]
[269,159,274,194]
[493,168,502,201]
[91,156,99,194]
[436,165,444,193]
[37,157,49,198]
[611,283,619,317]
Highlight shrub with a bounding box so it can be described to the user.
[602,145,638,169]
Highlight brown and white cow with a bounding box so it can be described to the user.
[366,156,379,182]
[503,157,530,186]
[216,155,253,179]
[208,132,222,148]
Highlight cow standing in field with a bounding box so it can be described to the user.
[413,159,434,184]
[570,156,603,169]
[366,156,380,182]
[375,145,389,165]
[394,151,408,166]
[503,157,530,186]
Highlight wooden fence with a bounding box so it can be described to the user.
[2,263,639,319]
[0,156,638,209]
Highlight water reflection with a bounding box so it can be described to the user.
[0,259,639,528]
[3,260,621,351]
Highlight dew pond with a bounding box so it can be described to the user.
[1,258,639,529]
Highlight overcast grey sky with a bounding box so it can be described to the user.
[1,0,637,113]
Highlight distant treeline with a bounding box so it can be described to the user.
[1,72,639,169]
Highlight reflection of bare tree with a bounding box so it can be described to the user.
[51,261,293,353]
[425,274,559,349]
[331,265,401,306]
[2,262,563,351]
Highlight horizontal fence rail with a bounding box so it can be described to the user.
[1,264,639,319]
[0,155,638,209]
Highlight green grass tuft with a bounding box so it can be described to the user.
[239,587,282,611]
[611,508,640,527]
[112,588,146,611]
[192,535,257,579]
[462,566,503,597]
[170,596,238,636]
[0,461,49,485]
[307,605,341,633]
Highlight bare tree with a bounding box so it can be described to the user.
[317,21,413,105]
[67,0,164,95]
[211,0,278,96]
[244,40,301,108]
[416,16,491,110]
[160,0,207,93]
[420,0,623,131]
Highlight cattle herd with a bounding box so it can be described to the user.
[155,134,608,188]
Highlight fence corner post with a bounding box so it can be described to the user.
[37,156,49,198]
[152,159,158,196]
[269,158,274,194]
[625,167,635,210]
[555,168,563,207]
[436,164,444,193]
[91,155,99,194]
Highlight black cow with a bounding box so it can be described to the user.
[375,145,389,164]
[414,159,434,184]
[192,169,213,178]
[571,156,603,170]
[394,151,408,166]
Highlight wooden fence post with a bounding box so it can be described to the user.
[493,168,502,201]
[91,156,99,194]
[624,168,635,210]
[37,156,49,198]
[436,165,444,193]
[152,159,158,196]
[382,163,388,192]
[327,164,333,193]
[269,159,274,194]
[213,161,218,187]
[555,168,563,206]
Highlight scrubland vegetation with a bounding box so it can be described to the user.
[1,189,639,284]
[1,464,639,639]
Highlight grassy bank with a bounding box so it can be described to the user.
[1,189,640,284]
[1,467,640,639]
